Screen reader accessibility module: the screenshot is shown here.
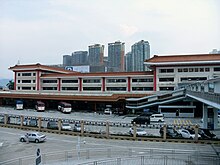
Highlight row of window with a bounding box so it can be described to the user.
[17,73,36,77]
[159,67,220,73]
[17,80,36,83]
[158,77,208,82]
[17,87,35,90]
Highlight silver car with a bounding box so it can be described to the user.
[20,132,46,143]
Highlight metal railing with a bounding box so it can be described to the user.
[1,147,219,165]
[186,90,220,104]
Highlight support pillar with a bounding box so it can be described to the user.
[202,104,208,129]
[133,122,137,139]
[80,120,84,136]
[20,116,24,127]
[213,108,218,130]
[4,114,8,125]
[106,121,109,139]
[38,117,42,131]
[194,124,199,142]
[58,119,62,133]
[163,124,167,140]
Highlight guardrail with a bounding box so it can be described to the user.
[1,113,219,145]
[0,147,219,165]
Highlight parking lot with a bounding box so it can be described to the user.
[1,106,220,138]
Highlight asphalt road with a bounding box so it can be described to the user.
[0,127,220,165]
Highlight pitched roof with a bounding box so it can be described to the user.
[145,54,220,63]
[9,63,76,74]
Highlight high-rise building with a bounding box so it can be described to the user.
[209,49,220,54]
[125,52,132,72]
[108,41,125,72]
[88,44,104,66]
[63,55,72,66]
[72,51,88,65]
[131,40,150,71]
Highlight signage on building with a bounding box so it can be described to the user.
[65,66,90,73]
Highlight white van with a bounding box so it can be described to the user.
[150,114,164,122]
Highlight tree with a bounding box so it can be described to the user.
[6,80,14,90]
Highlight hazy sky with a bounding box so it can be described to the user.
[0,0,219,79]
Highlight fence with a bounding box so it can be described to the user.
[1,147,219,165]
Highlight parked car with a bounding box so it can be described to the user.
[20,132,46,143]
[61,123,72,131]
[47,121,58,130]
[177,129,201,139]
[104,108,112,115]
[159,126,181,138]
[131,116,150,125]
[73,123,82,132]
[150,114,164,122]
[129,127,147,136]
[199,128,216,139]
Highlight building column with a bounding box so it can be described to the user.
[14,72,17,90]
[79,78,82,91]
[102,77,105,92]
[202,104,208,129]
[153,66,157,91]
[127,77,131,92]
[213,108,218,130]
[37,70,40,91]
[58,78,61,91]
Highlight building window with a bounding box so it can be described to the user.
[208,83,214,93]
[132,78,153,82]
[107,79,126,83]
[83,87,101,91]
[42,80,57,83]
[62,87,78,91]
[180,77,207,81]
[159,69,174,73]
[62,80,78,83]
[33,73,36,76]
[18,87,20,90]
[106,87,126,91]
[183,68,188,72]
[33,80,36,83]
[189,68,193,72]
[22,73,32,76]
[22,80,32,83]
[83,79,101,83]
[42,87,57,90]
[195,68,198,72]
[178,68,183,72]
[18,80,20,83]
[214,67,220,71]
[200,68,204,72]
[33,87,36,90]
[159,87,174,91]
[205,68,210,72]
[21,87,32,90]
[159,78,174,82]
[18,73,20,76]
[132,87,153,91]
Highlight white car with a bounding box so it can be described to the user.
[104,108,112,115]
[177,129,201,139]
[20,132,46,143]
[61,123,72,131]
[150,114,164,122]
[129,128,147,136]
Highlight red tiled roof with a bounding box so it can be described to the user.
[41,71,154,78]
[145,54,220,63]
[8,63,76,74]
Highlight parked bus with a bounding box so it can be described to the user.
[35,101,45,112]
[58,102,72,113]
[16,100,23,110]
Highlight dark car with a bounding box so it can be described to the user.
[199,128,216,139]
[160,127,181,138]
[47,121,58,130]
[131,116,150,125]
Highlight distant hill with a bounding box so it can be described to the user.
[0,79,12,87]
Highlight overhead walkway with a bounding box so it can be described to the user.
[126,89,186,109]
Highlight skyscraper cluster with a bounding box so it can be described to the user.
[63,40,150,72]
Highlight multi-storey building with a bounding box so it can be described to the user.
[144,54,220,91]
[131,40,150,71]
[63,55,72,66]
[125,52,132,72]
[88,44,104,66]
[6,53,220,113]
[71,51,88,65]
[107,41,125,72]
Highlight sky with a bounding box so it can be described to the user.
[0,0,220,79]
